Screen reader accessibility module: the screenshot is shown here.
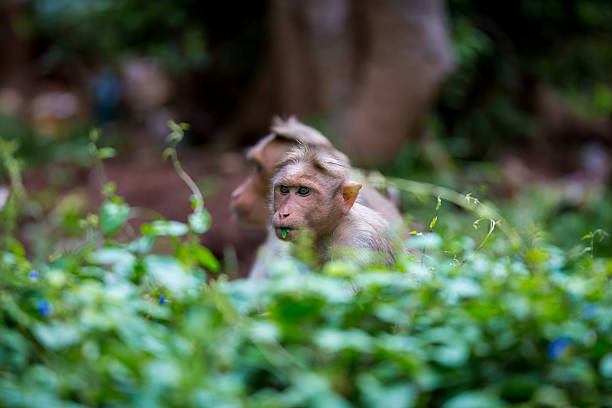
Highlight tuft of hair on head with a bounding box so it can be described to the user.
[270,116,350,165]
[271,116,333,148]
[275,144,350,181]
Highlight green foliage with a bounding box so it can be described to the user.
[434,0,612,159]
[28,0,209,74]
[99,201,130,237]
[2,128,612,407]
[0,114,93,169]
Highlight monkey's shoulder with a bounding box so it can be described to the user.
[334,204,392,249]
[356,184,402,223]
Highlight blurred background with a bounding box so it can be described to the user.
[1,0,611,275]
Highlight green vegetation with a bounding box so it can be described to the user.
[1,124,611,407]
[440,0,612,158]
[28,0,209,73]
[2,2,609,405]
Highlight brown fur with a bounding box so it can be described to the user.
[231,116,401,228]
[271,146,396,265]
[231,117,339,227]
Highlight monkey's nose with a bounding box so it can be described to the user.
[280,212,290,219]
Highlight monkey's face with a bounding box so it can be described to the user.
[231,137,294,228]
[271,164,343,241]
[231,171,269,227]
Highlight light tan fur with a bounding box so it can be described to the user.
[271,145,396,265]
[330,203,396,265]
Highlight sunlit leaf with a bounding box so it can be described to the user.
[188,209,211,234]
[190,244,219,272]
[33,322,80,350]
[600,353,612,378]
[89,128,100,142]
[99,200,129,236]
[102,181,116,198]
[141,220,189,237]
[97,147,116,159]
[429,215,438,230]
[88,248,135,276]
[144,255,198,295]
[358,375,417,408]
[442,392,505,408]
[405,233,442,249]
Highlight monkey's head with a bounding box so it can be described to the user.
[271,146,361,242]
[231,116,348,228]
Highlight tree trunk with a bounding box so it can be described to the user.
[229,0,454,165]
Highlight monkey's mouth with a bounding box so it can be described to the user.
[273,225,297,240]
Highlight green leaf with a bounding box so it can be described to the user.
[429,216,438,230]
[406,233,442,249]
[190,194,203,210]
[97,147,116,159]
[433,344,469,367]
[99,201,130,236]
[420,327,469,367]
[444,277,482,303]
[146,360,181,388]
[442,392,505,408]
[33,322,80,350]
[190,244,220,272]
[322,260,359,277]
[88,248,135,276]
[315,329,373,353]
[141,220,189,237]
[533,386,569,407]
[102,181,116,198]
[247,322,280,343]
[358,375,417,408]
[162,147,174,161]
[144,255,198,295]
[89,128,100,142]
[188,209,211,234]
[166,120,185,143]
[600,353,612,378]
[0,331,29,369]
[126,235,156,254]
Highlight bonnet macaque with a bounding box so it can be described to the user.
[271,146,396,265]
[231,117,400,278]
[231,116,401,227]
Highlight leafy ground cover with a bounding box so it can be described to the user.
[1,126,611,407]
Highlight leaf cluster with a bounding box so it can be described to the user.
[1,128,612,407]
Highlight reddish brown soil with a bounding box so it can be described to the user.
[22,148,266,278]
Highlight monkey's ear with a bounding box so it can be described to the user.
[341,182,362,213]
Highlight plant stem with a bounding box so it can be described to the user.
[167,149,203,213]
[387,177,523,249]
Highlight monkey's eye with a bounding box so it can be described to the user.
[297,186,310,196]
[254,161,263,173]
[279,185,290,194]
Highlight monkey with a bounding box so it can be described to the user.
[271,145,396,266]
[231,116,341,227]
[230,116,401,278]
[231,116,401,228]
